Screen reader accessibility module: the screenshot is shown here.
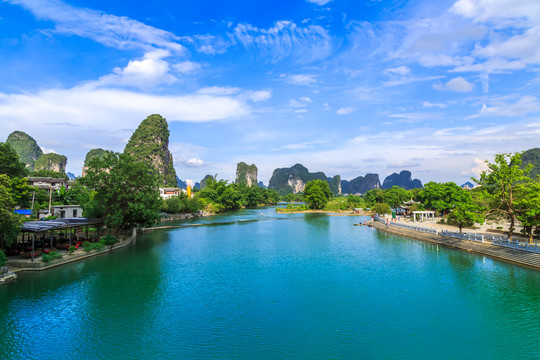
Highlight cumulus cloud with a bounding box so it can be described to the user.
[433,77,474,92]
[96,50,177,89]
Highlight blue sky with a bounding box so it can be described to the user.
[1,0,539,185]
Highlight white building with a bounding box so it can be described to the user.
[159,187,186,200]
[52,205,83,218]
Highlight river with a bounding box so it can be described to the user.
[1,206,539,359]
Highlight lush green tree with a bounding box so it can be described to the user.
[53,185,73,205]
[0,142,28,178]
[515,182,540,243]
[473,152,533,241]
[383,186,412,207]
[346,195,364,209]
[372,202,391,215]
[80,152,161,234]
[447,204,485,233]
[30,169,68,179]
[303,179,332,210]
[417,182,472,215]
[364,188,385,205]
[0,174,22,247]
[9,177,33,209]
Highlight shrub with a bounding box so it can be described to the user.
[82,241,105,252]
[100,235,119,246]
[41,251,63,263]
[0,250,7,267]
[69,246,77,254]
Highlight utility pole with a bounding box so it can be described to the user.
[48,184,52,215]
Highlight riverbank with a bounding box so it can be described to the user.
[3,228,138,281]
[160,210,213,221]
[370,220,540,271]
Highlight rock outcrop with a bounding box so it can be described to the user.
[268,164,327,194]
[235,162,258,186]
[34,153,67,173]
[382,170,423,190]
[342,173,381,194]
[123,114,177,187]
[6,131,43,170]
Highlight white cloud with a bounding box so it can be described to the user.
[383,66,410,76]
[196,86,241,96]
[0,87,251,133]
[422,101,448,108]
[173,61,202,74]
[470,95,540,118]
[6,0,184,52]
[306,0,332,5]
[285,74,318,86]
[232,21,332,63]
[289,97,312,107]
[433,77,474,92]
[96,50,177,89]
[337,107,355,115]
[184,158,205,167]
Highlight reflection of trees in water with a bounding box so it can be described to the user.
[303,213,329,230]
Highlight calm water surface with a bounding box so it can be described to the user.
[1,207,540,359]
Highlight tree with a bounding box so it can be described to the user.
[473,153,533,241]
[515,182,540,243]
[80,152,161,234]
[0,142,28,178]
[447,204,485,233]
[372,202,391,215]
[417,182,472,215]
[303,179,332,210]
[383,186,412,207]
[0,174,22,247]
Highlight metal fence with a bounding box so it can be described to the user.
[440,229,486,243]
[374,215,438,235]
[374,216,540,255]
[492,238,540,254]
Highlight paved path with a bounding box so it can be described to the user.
[371,221,540,271]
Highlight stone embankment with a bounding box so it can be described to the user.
[370,220,540,271]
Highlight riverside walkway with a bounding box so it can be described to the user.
[370,218,540,271]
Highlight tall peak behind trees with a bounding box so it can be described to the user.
[236,162,258,186]
[123,114,177,187]
[6,131,43,171]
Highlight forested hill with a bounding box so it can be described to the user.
[6,131,43,171]
[522,148,540,178]
[123,114,177,187]
[268,163,327,194]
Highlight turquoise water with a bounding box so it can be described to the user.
[1,207,540,359]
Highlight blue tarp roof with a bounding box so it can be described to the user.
[14,209,32,215]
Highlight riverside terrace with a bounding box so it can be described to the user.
[4,218,103,263]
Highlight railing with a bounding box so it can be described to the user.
[492,238,540,254]
[374,216,540,255]
[374,215,438,235]
[440,230,486,243]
